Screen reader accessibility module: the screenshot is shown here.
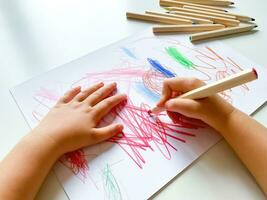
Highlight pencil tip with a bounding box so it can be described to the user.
[231,2,234,4]
[189,36,192,41]
[254,24,258,28]
[252,68,258,79]
[251,18,255,21]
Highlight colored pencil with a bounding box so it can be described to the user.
[145,10,213,24]
[160,0,228,11]
[168,7,236,19]
[153,24,225,33]
[126,12,193,25]
[190,24,257,42]
[150,68,258,114]
[169,10,240,26]
[183,5,255,22]
[183,5,228,12]
[170,0,234,6]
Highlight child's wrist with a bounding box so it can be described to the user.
[24,130,64,159]
[201,96,236,130]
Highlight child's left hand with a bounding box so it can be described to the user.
[31,82,127,155]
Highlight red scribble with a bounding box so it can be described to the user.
[57,97,204,181]
[106,100,205,169]
[59,149,89,182]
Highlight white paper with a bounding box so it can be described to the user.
[11,29,267,200]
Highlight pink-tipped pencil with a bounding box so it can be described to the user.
[150,68,258,114]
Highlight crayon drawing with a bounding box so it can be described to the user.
[11,30,267,200]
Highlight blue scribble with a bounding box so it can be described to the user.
[147,58,176,78]
[120,47,137,59]
[134,82,160,102]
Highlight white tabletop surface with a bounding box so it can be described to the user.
[0,0,266,199]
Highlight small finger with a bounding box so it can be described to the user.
[90,124,123,144]
[57,86,81,104]
[73,82,104,102]
[92,94,127,122]
[84,82,117,106]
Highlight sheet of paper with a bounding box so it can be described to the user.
[11,29,267,200]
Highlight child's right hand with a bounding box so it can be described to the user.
[157,78,267,195]
[157,77,236,127]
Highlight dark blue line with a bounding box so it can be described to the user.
[147,58,176,78]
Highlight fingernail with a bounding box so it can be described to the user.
[99,82,104,86]
[75,86,81,90]
[117,124,123,131]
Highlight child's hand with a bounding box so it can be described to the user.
[157,77,235,126]
[32,82,127,155]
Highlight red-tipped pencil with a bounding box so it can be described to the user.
[150,68,258,114]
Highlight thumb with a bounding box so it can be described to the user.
[164,98,201,118]
[91,124,123,144]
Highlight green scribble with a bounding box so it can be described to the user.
[165,47,194,69]
[102,164,122,200]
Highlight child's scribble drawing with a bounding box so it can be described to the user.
[11,31,266,200]
[31,37,251,177]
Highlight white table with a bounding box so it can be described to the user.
[0,0,266,199]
